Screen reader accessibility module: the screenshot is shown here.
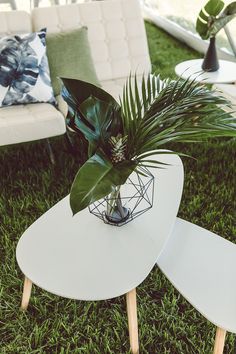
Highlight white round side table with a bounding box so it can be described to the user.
[175,59,236,84]
[16,152,184,354]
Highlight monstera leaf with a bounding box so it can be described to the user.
[74,96,122,155]
[70,153,137,214]
[196,0,236,39]
[196,0,224,39]
[61,78,123,157]
[222,1,236,15]
[211,1,236,36]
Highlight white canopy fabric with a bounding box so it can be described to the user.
[140,0,236,62]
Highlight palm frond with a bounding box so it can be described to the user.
[120,73,235,160]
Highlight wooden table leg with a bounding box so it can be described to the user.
[21,277,32,311]
[126,288,139,354]
[213,327,227,354]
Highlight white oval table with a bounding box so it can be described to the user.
[16,152,184,354]
[175,59,236,84]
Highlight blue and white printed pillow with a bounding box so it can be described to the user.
[0,28,56,107]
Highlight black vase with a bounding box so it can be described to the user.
[202,37,219,72]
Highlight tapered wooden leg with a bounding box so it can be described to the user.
[21,277,33,311]
[213,327,227,354]
[126,288,139,354]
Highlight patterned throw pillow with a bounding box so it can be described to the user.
[0,28,56,107]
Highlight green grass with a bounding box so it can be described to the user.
[1,22,236,353]
[146,22,200,79]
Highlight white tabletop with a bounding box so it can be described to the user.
[175,59,236,84]
[16,153,184,301]
[157,218,236,334]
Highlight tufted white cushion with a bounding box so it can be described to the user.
[0,103,66,146]
[0,11,31,35]
[101,78,128,102]
[32,0,151,83]
[101,75,144,102]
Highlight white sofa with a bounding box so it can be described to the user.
[0,0,151,149]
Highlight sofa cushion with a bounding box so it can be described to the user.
[46,27,100,96]
[101,74,145,101]
[0,28,56,107]
[0,11,32,36]
[0,103,65,146]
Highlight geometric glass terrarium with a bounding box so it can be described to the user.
[89,167,154,227]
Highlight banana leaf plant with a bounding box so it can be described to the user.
[196,0,236,39]
[61,74,236,217]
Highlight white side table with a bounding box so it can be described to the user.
[157,217,236,354]
[175,59,236,84]
[16,152,184,354]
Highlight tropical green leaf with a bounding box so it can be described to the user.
[141,73,148,111]
[210,13,236,36]
[147,74,152,104]
[61,78,121,140]
[70,153,137,214]
[120,74,236,158]
[134,74,142,119]
[196,0,224,39]
[196,0,236,39]
[78,96,122,147]
[62,82,124,157]
[221,1,236,15]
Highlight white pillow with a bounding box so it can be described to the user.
[0,28,56,107]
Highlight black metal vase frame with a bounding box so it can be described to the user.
[89,167,155,227]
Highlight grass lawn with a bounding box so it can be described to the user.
[1,22,236,353]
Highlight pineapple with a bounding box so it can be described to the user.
[109,134,127,164]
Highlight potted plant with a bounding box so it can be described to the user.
[196,0,236,71]
[61,74,236,225]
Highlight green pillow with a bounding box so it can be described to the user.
[46,27,100,96]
